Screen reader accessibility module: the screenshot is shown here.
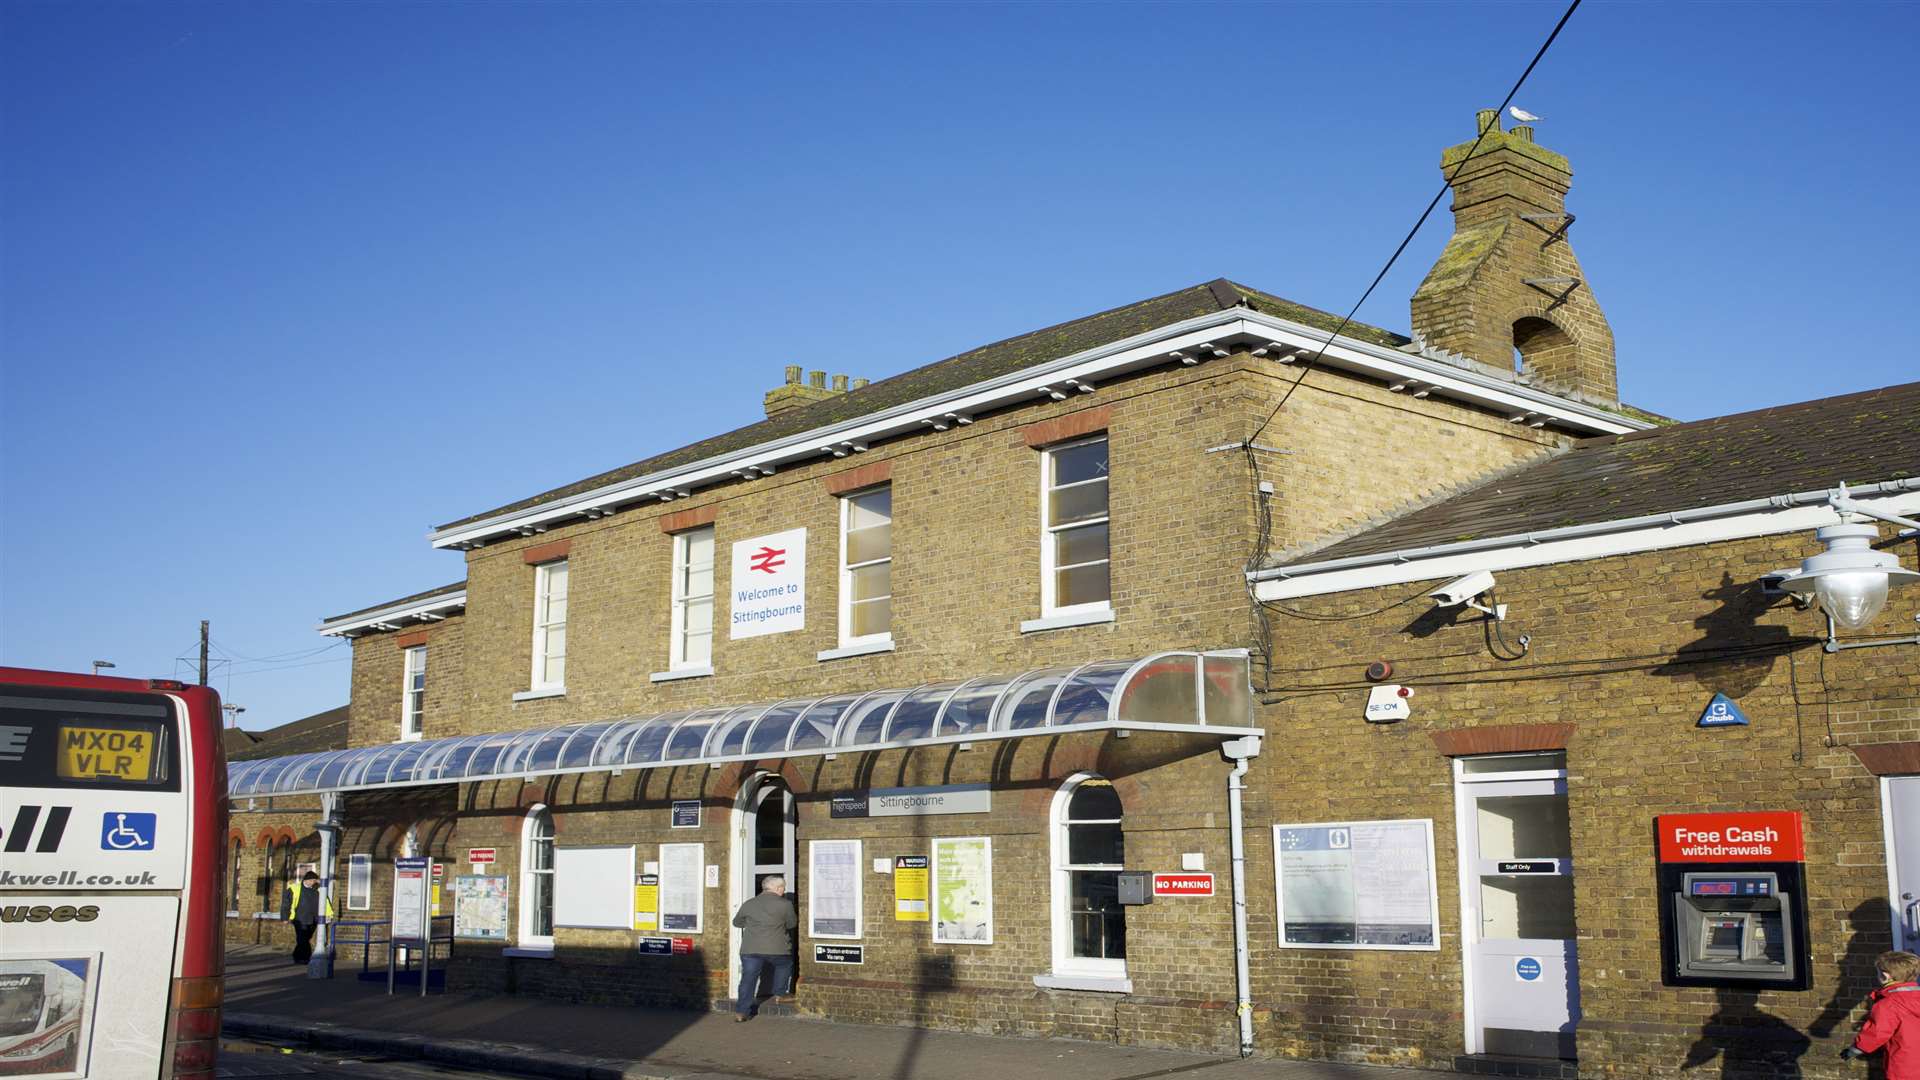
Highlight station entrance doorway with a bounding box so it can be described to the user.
[729,774,797,998]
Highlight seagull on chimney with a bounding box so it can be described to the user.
[1508,106,1543,123]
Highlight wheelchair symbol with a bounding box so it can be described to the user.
[100,812,156,851]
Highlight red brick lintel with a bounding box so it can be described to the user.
[1429,722,1574,758]
[658,504,719,535]
[1850,741,1920,776]
[521,539,572,565]
[1020,405,1112,449]
[822,460,892,497]
[393,629,431,649]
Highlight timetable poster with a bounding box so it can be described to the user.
[1273,820,1438,950]
[808,839,862,939]
[658,843,704,933]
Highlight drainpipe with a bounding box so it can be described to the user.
[309,791,340,979]
[1221,735,1262,1058]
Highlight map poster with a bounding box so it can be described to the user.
[452,875,510,940]
[1273,820,1439,951]
[893,855,929,921]
[931,837,992,944]
[808,839,862,939]
[658,843,704,933]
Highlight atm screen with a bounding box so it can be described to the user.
[1702,918,1745,959]
[1691,880,1737,896]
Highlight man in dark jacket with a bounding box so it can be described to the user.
[731,875,797,1021]
[280,870,333,965]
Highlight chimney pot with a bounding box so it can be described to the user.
[784,364,802,385]
[852,378,869,389]
[831,374,848,392]
[1476,108,1499,136]
[808,370,826,389]
[1512,125,1535,144]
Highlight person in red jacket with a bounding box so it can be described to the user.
[1844,950,1920,1078]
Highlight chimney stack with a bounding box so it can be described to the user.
[764,366,867,417]
[1409,110,1618,407]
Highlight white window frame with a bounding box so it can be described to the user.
[1039,435,1111,618]
[1048,773,1126,980]
[838,486,893,648]
[400,645,426,741]
[530,559,567,692]
[669,526,715,671]
[518,805,555,951]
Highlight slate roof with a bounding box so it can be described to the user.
[436,278,1412,531]
[322,581,466,626]
[227,704,350,762]
[1270,380,1920,567]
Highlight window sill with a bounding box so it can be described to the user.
[251,913,283,921]
[1032,973,1132,994]
[650,666,713,684]
[818,639,895,662]
[513,687,566,702]
[399,731,424,742]
[501,946,555,959]
[1020,609,1114,634]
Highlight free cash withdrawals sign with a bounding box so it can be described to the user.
[730,528,806,639]
[1657,811,1803,863]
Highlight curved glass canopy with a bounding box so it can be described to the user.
[228,650,1252,799]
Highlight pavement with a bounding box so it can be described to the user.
[221,946,1442,1080]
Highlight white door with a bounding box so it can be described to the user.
[1887,776,1920,952]
[728,777,796,993]
[1457,763,1579,1059]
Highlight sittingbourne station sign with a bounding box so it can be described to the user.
[1656,811,1804,863]
[730,528,806,639]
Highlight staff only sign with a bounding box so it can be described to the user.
[1657,811,1805,863]
[731,528,806,638]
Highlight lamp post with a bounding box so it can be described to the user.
[1772,486,1920,650]
[222,704,246,728]
[90,660,115,677]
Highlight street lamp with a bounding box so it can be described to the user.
[223,704,246,727]
[1770,483,1920,648]
[91,660,116,677]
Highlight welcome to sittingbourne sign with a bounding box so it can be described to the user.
[731,528,806,639]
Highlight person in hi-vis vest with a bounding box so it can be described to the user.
[280,870,334,965]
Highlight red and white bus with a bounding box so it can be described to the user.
[0,668,227,1080]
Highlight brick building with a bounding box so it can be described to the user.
[228,114,1920,1078]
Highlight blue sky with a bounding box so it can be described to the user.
[4,2,1915,728]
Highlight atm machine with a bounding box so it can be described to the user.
[1655,813,1811,991]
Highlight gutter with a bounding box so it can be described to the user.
[1250,476,1920,586]
[428,310,1645,551]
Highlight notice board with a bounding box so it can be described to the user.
[1272,819,1439,950]
[658,842,704,933]
[553,845,635,930]
[452,875,510,940]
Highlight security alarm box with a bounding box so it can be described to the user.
[1655,812,1810,990]
[1117,871,1153,907]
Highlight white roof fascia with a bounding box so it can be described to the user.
[429,309,1646,550]
[317,590,468,637]
[1251,480,1920,602]
[1231,309,1648,437]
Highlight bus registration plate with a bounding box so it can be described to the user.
[56,724,157,781]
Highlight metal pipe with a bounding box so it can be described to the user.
[310,791,340,979]
[1250,476,1920,583]
[1222,735,1262,1058]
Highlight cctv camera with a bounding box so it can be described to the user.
[1429,570,1495,607]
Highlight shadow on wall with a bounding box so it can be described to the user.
[1651,572,1803,698]
[1812,900,1899,1042]
[1681,986,1812,1080]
